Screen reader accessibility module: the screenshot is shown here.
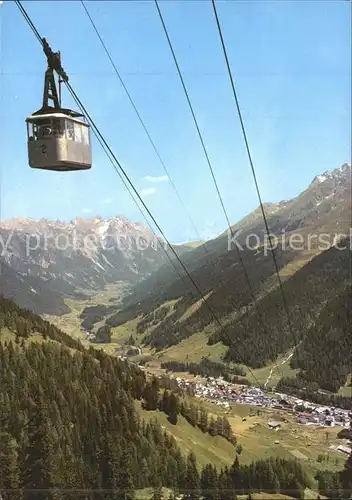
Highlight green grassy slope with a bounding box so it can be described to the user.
[137,403,236,470]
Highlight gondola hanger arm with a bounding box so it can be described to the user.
[42,37,69,82]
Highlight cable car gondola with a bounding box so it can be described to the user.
[26,38,92,172]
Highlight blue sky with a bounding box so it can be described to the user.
[0,0,350,243]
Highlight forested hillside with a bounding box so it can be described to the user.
[277,285,352,396]
[112,164,350,322]
[106,239,351,396]
[0,297,317,499]
[215,240,350,368]
[107,243,297,347]
[0,295,83,350]
[96,166,350,382]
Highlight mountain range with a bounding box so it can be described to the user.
[101,163,351,394]
[0,215,190,314]
[108,162,351,319]
[0,163,351,388]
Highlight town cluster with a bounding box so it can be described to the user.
[172,374,351,440]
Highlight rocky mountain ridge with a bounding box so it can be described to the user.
[0,163,350,315]
[119,162,351,311]
[0,215,188,314]
[310,162,351,185]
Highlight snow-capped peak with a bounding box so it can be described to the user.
[314,174,329,184]
[310,163,351,186]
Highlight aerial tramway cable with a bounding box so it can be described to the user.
[154,0,285,378]
[210,0,300,360]
[15,0,265,388]
[80,0,208,255]
[79,0,275,369]
[79,0,284,373]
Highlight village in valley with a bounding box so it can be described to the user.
[111,337,352,467]
[117,346,351,438]
[176,375,350,424]
[155,370,352,458]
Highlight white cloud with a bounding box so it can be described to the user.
[102,197,114,204]
[144,175,169,183]
[81,208,93,214]
[140,187,156,196]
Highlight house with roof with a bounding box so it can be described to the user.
[268,421,281,430]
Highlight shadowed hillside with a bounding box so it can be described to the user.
[278,285,352,393]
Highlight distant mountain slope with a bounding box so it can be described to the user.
[287,285,352,392]
[218,240,350,368]
[106,164,351,354]
[108,243,298,346]
[228,162,351,239]
[0,215,190,314]
[0,260,72,315]
[1,163,349,321]
[120,163,351,309]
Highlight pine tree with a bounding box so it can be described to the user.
[185,452,200,500]
[143,378,159,411]
[218,468,236,500]
[101,431,121,498]
[201,464,218,500]
[0,432,20,500]
[208,417,217,437]
[21,399,58,500]
[228,456,240,494]
[116,445,135,500]
[189,403,198,427]
[0,392,11,431]
[168,393,178,426]
[161,390,170,414]
[199,408,208,433]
